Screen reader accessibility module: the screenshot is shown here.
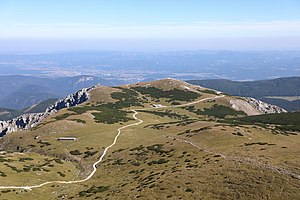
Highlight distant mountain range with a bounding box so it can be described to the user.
[0,98,58,121]
[1,75,299,113]
[0,75,124,110]
[0,85,58,110]
[188,77,300,111]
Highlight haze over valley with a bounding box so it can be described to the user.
[1,50,300,81]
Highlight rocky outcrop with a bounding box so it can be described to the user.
[0,87,94,137]
[45,87,92,114]
[0,113,43,137]
[230,97,287,116]
[246,98,287,114]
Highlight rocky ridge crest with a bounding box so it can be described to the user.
[0,87,94,137]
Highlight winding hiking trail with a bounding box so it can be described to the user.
[0,95,224,190]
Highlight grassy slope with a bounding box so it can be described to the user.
[0,80,299,199]
[0,152,78,186]
[223,112,300,132]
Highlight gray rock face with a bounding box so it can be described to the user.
[245,97,287,114]
[45,87,91,113]
[230,97,287,116]
[0,87,94,137]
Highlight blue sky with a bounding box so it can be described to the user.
[0,0,300,51]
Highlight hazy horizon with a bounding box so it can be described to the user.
[0,1,300,80]
[0,0,300,52]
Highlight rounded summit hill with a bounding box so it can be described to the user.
[126,78,207,92]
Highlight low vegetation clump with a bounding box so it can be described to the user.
[201,89,218,95]
[69,150,82,156]
[232,132,244,136]
[69,119,86,124]
[146,144,173,155]
[148,158,169,166]
[78,185,109,197]
[54,113,73,120]
[92,108,131,124]
[171,101,181,105]
[138,110,188,120]
[0,157,13,163]
[185,104,246,118]
[0,190,11,193]
[2,159,63,174]
[244,142,275,146]
[178,126,211,136]
[145,119,197,130]
[222,112,300,132]
[57,171,66,177]
[19,157,34,162]
[0,171,7,177]
[37,140,51,147]
[112,159,126,165]
[54,159,63,164]
[83,150,98,158]
[238,112,300,125]
[185,188,194,193]
[133,87,200,102]
[110,88,142,108]
[237,112,300,131]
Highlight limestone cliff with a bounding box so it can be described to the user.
[0,87,94,137]
[230,97,287,116]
